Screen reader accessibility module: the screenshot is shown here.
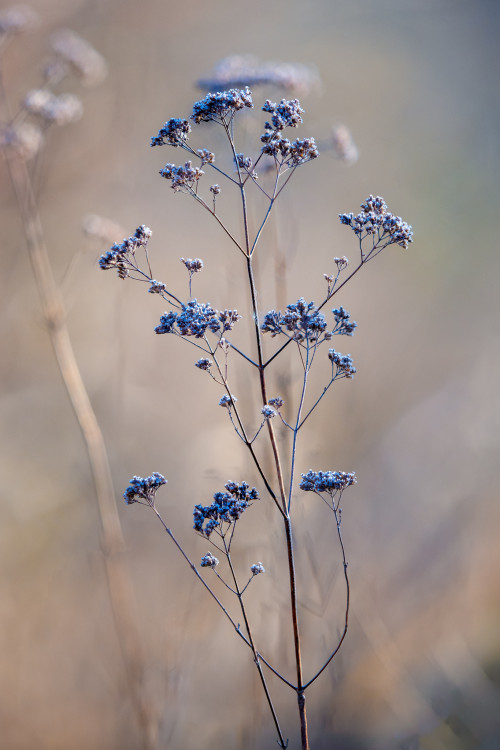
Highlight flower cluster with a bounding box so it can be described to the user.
[196,148,215,165]
[261,298,354,344]
[339,195,414,249]
[332,307,357,336]
[299,470,357,495]
[190,87,253,124]
[155,300,240,338]
[219,394,237,407]
[99,225,152,277]
[250,562,265,576]
[261,405,277,419]
[123,472,167,506]
[193,481,259,537]
[159,161,204,192]
[262,98,304,130]
[261,134,319,165]
[195,358,212,371]
[181,257,204,274]
[150,118,191,147]
[261,298,326,341]
[200,552,219,568]
[328,349,356,378]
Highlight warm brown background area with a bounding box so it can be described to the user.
[1,1,499,748]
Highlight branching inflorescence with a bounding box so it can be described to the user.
[99,81,413,750]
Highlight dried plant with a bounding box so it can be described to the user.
[0,11,159,749]
[100,80,413,749]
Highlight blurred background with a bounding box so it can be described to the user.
[1,0,499,748]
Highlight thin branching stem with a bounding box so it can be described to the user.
[303,506,350,690]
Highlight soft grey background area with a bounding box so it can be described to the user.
[1,0,499,748]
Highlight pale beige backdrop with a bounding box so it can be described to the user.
[1,0,499,748]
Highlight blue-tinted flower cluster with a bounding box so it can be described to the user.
[339,195,413,249]
[150,118,191,147]
[200,551,219,568]
[261,133,318,165]
[300,470,356,495]
[332,307,357,336]
[261,299,355,343]
[262,98,304,130]
[328,349,356,378]
[193,481,259,537]
[159,161,204,192]
[261,298,327,342]
[259,97,318,165]
[190,87,253,124]
[123,472,167,505]
[155,300,241,338]
[99,225,152,278]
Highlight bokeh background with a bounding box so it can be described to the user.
[1,0,499,748]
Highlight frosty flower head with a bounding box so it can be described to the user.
[339,195,414,250]
[262,97,304,131]
[148,279,167,295]
[261,298,327,342]
[251,562,265,576]
[160,161,203,192]
[210,184,221,195]
[99,225,152,276]
[300,470,357,496]
[191,87,253,124]
[181,257,204,274]
[268,397,284,409]
[193,481,259,537]
[200,552,219,569]
[123,472,167,506]
[151,118,191,147]
[334,256,349,271]
[332,307,357,336]
[196,148,215,166]
[328,349,356,378]
[219,394,237,408]
[261,405,277,419]
[155,300,239,338]
[195,358,212,371]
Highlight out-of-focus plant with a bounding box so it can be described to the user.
[100,76,413,748]
[0,9,159,749]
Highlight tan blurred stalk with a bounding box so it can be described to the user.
[4,148,159,750]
